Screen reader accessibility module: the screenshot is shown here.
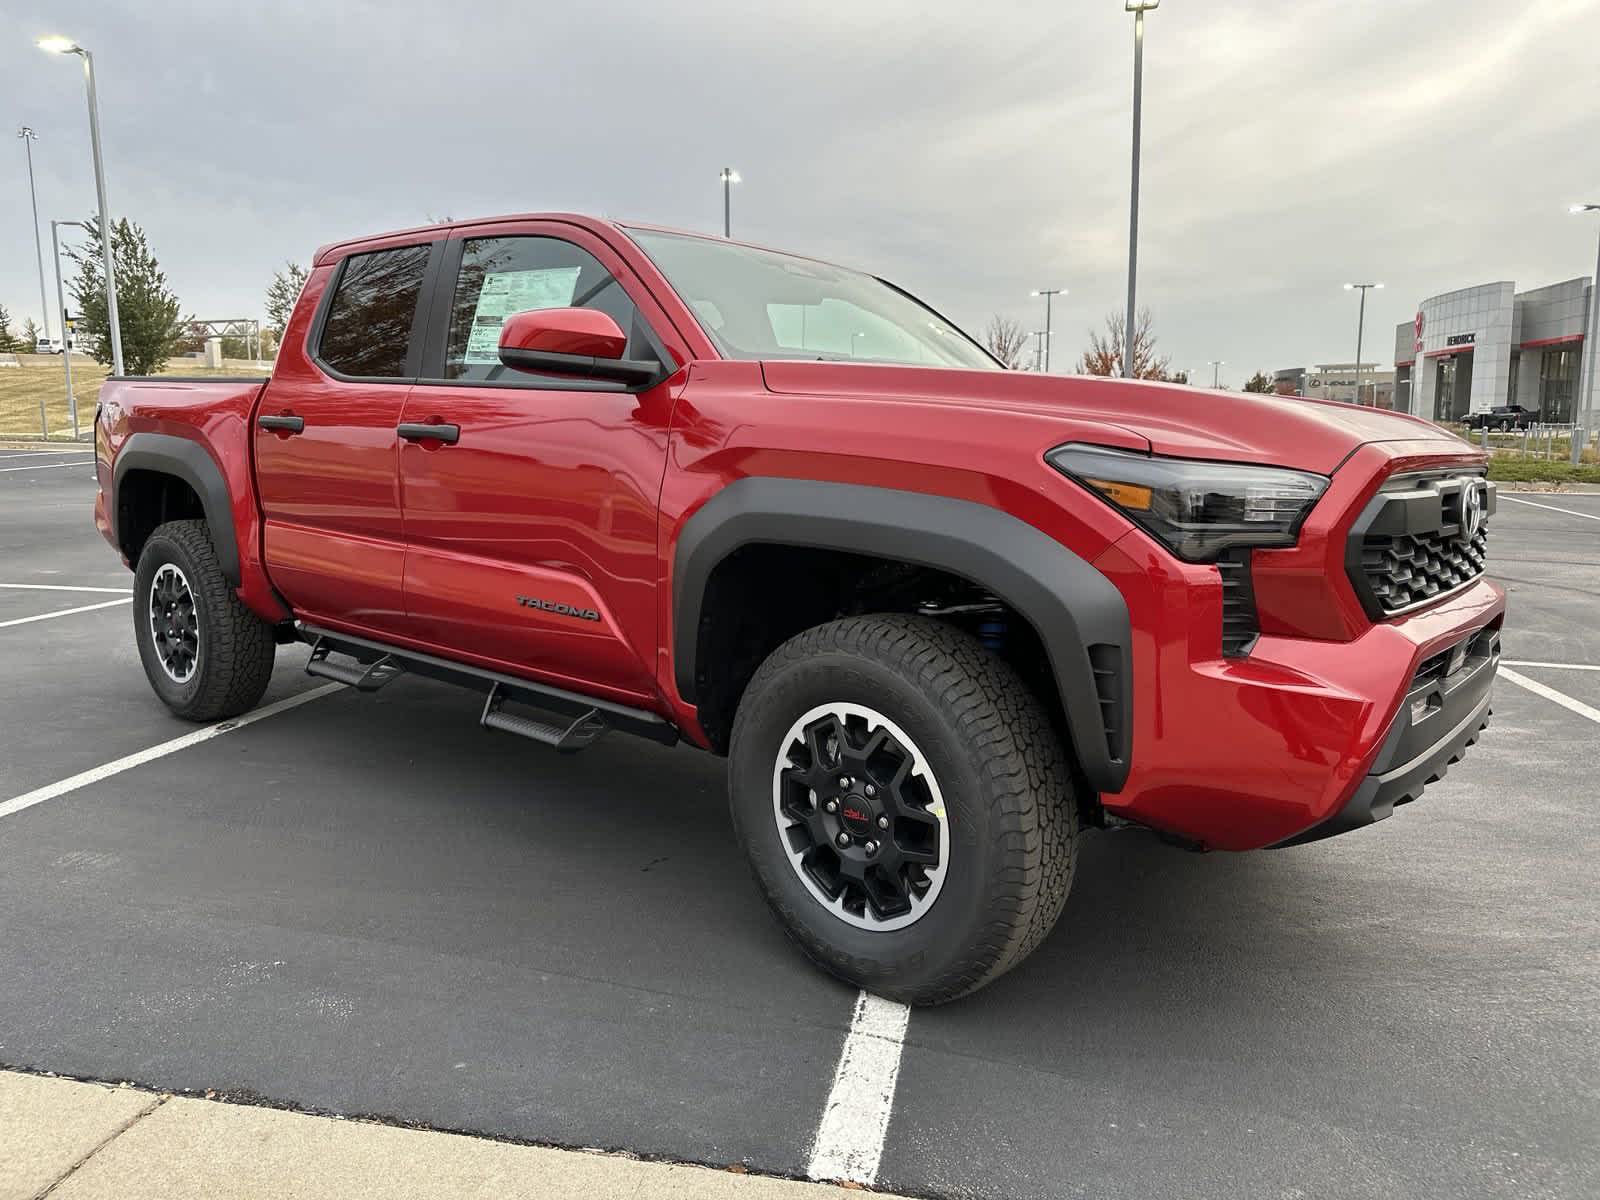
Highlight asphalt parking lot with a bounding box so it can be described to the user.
[2,447,1597,1200]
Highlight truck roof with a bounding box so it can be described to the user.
[310,213,842,273]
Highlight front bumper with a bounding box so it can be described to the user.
[1091,531,1507,851]
[1275,623,1499,846]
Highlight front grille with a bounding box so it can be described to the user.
[1348,472,1493,619]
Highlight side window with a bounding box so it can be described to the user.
[318,244,430,379]
[443,236,653,382]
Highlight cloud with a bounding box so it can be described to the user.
[2,0,1596,381]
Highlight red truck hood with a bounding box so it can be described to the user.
[761,362,1468,476]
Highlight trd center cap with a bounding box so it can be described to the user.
[838,797,875,837]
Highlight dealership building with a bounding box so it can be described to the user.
[1393,277,1594,422]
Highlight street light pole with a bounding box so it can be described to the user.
[1123,1,1159,379]
[1344,282,1383,405]
[51,219,90,439]
[1031,288,1066,372]
[1210,360,1225,388]
[17,128,53,344]
[39,37,123,376]
[719,167,740,238]
[1568,205,1600,465]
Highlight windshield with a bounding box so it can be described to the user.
[626,229,1000,371]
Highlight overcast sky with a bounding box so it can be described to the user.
[3,0,1598,383]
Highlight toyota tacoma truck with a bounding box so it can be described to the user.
[94,214,1504,1004]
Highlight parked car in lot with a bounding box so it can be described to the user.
[92,214,1505,1003]
[35,336,64,355]
[1465,404,1537,431]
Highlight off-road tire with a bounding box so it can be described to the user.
[133,519,275,721]
[729,614,1078,1005]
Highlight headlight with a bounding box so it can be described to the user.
[1046,443,1328,563]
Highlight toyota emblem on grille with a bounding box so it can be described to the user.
[1460,480,1485,544]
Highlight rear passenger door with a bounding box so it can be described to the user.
[395,222,681,704]
[254,240,437,637]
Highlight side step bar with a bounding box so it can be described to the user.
[306,637,405,691]
[480,684,608,753]
[297,623,678,750]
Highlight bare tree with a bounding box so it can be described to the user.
[983,314,1031,370]
[1076,308,1173,380]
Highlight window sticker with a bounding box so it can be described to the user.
[463,267,582,364]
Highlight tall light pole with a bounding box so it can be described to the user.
[52,218,91,439]
[1571,205,1599,465]
[1344,282,1383,405]
[38,36,123,376]
[719,167,740,238]
[1209,360,1225,388]
[1032,331,1051,372]
[17,127,53,344]
[1031,288,1066,372]
[1123,0,1159,380]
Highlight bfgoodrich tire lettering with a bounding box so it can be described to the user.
[133,519,275,721]
[729,614,1078,1005]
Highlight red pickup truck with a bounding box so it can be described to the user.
[94,214,1504,1003]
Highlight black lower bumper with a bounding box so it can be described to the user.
[1277,624,1500,847]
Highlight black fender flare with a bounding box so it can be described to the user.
[112,432,241,585]
[672,478,1132,794]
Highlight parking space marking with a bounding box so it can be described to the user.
[0,583,129,594]
[1503,659,1600,671]
[1500,667,1600,725]
[0,598,131,628]
[0,450,94,460]
[806,990,910,1186]
[0,461,95,474]
[0,683,342,823]
[1501,495,1600,522]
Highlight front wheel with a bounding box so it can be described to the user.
[728,615,1078,1005]
[133,519,276,721]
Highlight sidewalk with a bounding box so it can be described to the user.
[1,1071,903,1200]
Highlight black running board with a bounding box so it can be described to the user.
[297,623,678,749]
[480,684,609,753]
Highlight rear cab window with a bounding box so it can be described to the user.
[317,244,432,379]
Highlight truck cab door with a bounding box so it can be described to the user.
[395,222,683,706]
[254,240,438,637]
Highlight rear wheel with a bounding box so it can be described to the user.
[729,614,1078,1005]
[133,519,275,721]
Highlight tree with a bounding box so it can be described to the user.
[67,217,182,375]
[1243,370,1274,394]
[0,304,15,352]
[982,314,1031,369]
[21,317,42,349]
[265,262,308,337]
[1076,308,1174,380]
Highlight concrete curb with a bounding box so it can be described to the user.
[0,1071,904,1200]
[1492,481,1600,493]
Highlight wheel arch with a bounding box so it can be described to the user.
[672,478,1132,794]
[112,433,241,585]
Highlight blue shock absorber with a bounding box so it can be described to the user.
[978,617,1007,653]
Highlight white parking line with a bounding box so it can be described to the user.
[1500,495,1600,522]
[807,990,911,1186]
[0,450,94,460]
[0,583,129,594]
[0,461,93,474]
[0,683,342,822]
[1502,660,1600,672]
[0,598,131,628]
[1500,668,1600,725]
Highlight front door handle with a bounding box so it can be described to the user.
[397,422,460,445]
[257,414,304,434]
